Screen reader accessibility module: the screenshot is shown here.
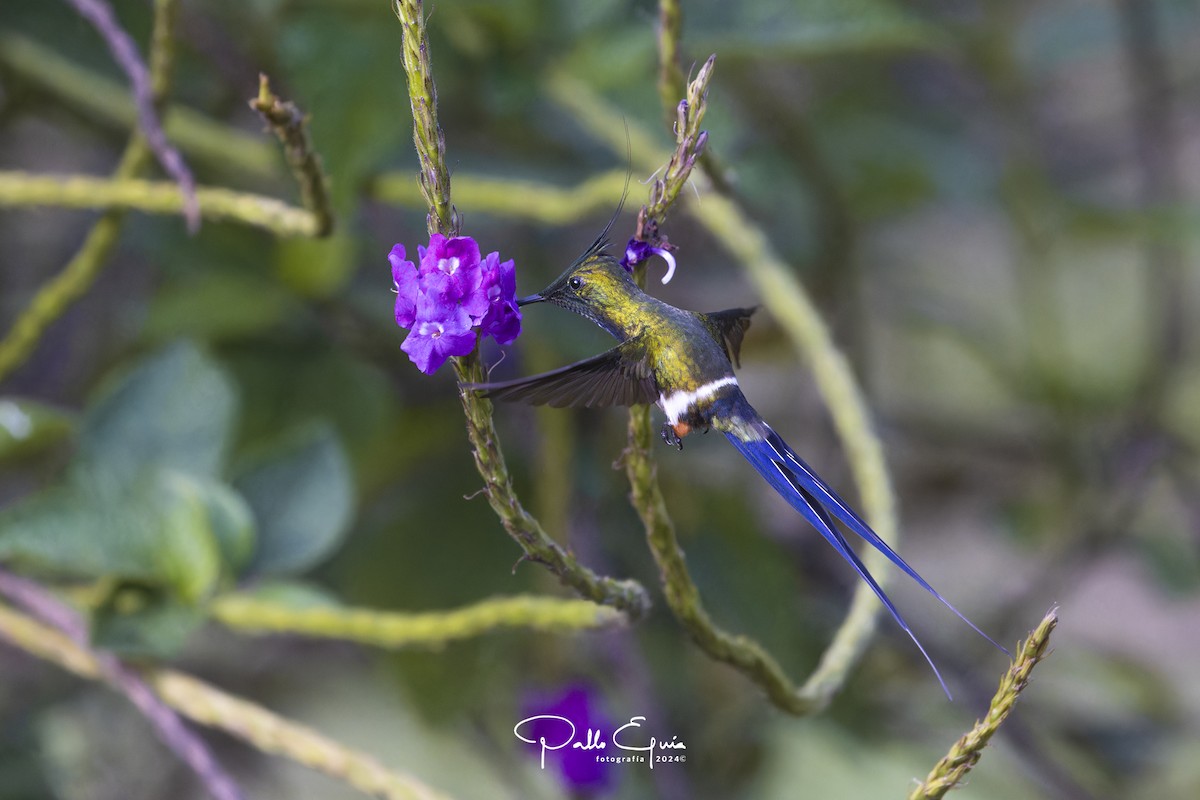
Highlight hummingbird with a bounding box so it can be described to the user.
[466,229,1008,695]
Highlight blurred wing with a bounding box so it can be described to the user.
[464,336,657,408]
[704,307,757,368]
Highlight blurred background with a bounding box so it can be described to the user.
[1,1,1198,798]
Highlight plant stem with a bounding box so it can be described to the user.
[65,0,200,231]
[550,70,899,713]
[392,0,458,237]
[213,592,625,647]
[0,32,275,179]
[371,170,629,225]
[0,171,322,237]
[451,355,650,618]
[0,604,452,800]
[249,74,335,237]
[390,0,650,619]
[0,0,178,383]
[0,571,243,800]
[908,609,1058,799]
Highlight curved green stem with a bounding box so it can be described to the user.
[689,190,897,704]
[639,54,715,234]
[390,1,649,619]
[656,0,685,127]
[0,605,451,800]
[0,0,178,384]
[0,569,242,800]
[451,356,650,618]
[392,0,458,237]
[213,593,624,647]
[0,32,276,179]
[372,170,629,225]
[249,75,335,237]
[624,405,826,714]
[548,69,899,712]
[908,608,1058,799]
[0,172,322,236]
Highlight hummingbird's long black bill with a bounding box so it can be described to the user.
[516,293,544,306]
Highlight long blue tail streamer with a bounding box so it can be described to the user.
[725,426,1010,699]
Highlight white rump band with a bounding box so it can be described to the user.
[660,376,739,423]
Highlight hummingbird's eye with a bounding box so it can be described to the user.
[568,276,583,290]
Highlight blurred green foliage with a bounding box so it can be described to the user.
[1,1,1198,799]
[0,342,353,659]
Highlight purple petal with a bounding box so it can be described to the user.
[417,235,445,273]
[420,291,471,330]
[442,236,482,271]
[520,684,616,795]
[419,270,458,307]
[452,261,483,302]
[476,253,521,342]
[420,234,481,277]
[388,243,409,273]
[461,287,491,324]
[391,235,522,371]
[618,238,676,283]
[419,236,483,301]
[480,251,500,275]
[618,239,652,272]
[473,254,511,321]
[390,244,420,328]
[401,300,477,374]
[399,328,441,374]
[480,300,522,345]
[478,253,502,298]
[494,255,516,298]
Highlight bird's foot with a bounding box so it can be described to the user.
[660,422,684,450]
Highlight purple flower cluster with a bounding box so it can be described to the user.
[618,238,677,285]
[390,234,522,374]
[520,683,617,796]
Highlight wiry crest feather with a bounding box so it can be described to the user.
[571,167,631,270]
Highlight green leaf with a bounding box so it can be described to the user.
[79,342,237,485]
[0,469,222,603]
[0,398,75,462]
[91,584,206,659]
[236,424,353,575]
[192,477,257,576]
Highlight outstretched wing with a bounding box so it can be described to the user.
[703,307,757,368]
[463,335,658,408]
